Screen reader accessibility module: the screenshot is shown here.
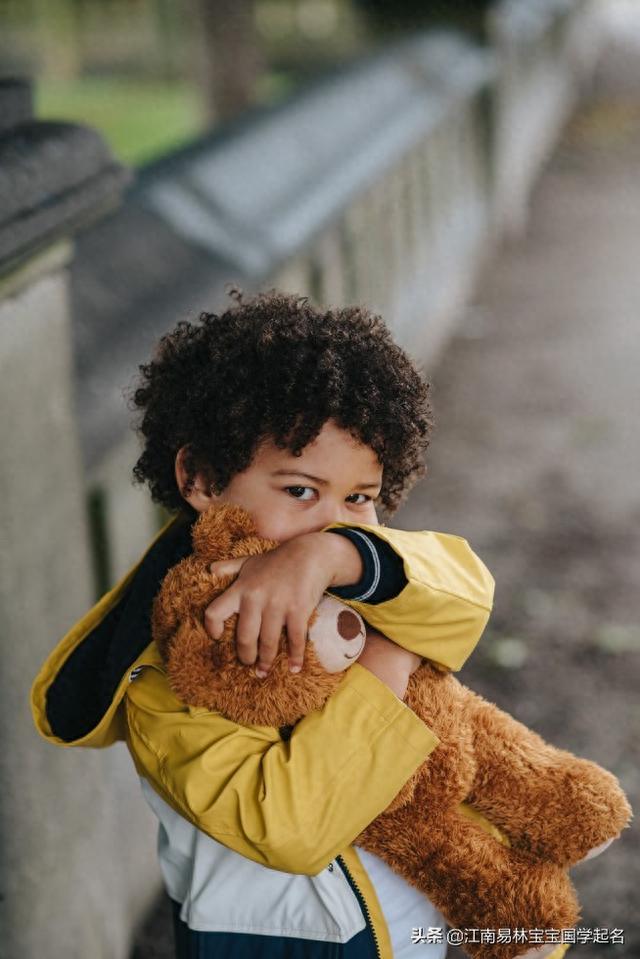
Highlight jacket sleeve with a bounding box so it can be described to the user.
[125,655,439,876]
[322,522,495,671]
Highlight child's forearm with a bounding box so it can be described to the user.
[357,630,421,700]
[325,526,407,603]
[204,522,494,677]
[323,522,495,671]
[321,531,421,697]
[309,530,364,588]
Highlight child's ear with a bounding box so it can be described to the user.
[175,446,214,513]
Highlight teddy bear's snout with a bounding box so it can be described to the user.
[308,596,366,673]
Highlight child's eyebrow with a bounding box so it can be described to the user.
[271,470,380,491]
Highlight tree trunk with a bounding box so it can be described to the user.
[189,0,263,127]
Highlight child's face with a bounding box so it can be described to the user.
[178,419,382,542]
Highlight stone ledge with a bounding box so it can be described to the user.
[0,84,131,276]
[0,78,33,134]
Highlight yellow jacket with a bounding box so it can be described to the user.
[32,516,518,958]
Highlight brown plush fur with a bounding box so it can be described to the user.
[153,504,632,959]
[355,665,631,958]
[152,505,344,728]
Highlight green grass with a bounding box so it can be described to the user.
[36,76,203,167]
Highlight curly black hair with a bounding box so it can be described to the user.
[131,289,433,516]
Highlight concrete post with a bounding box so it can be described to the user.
[0,79,159,959]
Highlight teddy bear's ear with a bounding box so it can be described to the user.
[192,502,259,562]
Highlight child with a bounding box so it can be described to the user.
[32,290,495,959]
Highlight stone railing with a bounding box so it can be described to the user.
[0,80,162,959]
[488,0,602,233]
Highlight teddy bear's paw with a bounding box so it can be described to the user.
[499,758,632,867]
[575,834,617,865]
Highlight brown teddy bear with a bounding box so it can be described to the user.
[152,503,632,959]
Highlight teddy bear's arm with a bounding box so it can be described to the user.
[125,660,439,876]
[357,800,580,959]
[463,688,632,866]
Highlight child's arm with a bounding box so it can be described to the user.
[204,522,495,676]
[125,641,437,876]
[324,521,496,671]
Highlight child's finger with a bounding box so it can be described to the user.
[235,594,262,666]
[203,587,240,640]
[209,557,246,578]
[285,610,308,673]
[254,605,285,677]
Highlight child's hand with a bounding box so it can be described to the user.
[203,531,363,676]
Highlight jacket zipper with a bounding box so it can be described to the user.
[335,854,382,959]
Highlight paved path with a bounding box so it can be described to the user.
[397,19,640,959]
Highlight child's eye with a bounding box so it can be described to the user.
[345,493,371,505]
[285,486,316,501]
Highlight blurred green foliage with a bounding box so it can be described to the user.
[36,76,201,165]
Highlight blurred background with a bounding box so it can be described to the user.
[1,1,638,957]
[2,0,499,165]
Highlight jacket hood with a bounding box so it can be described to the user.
[31,514,194,748]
